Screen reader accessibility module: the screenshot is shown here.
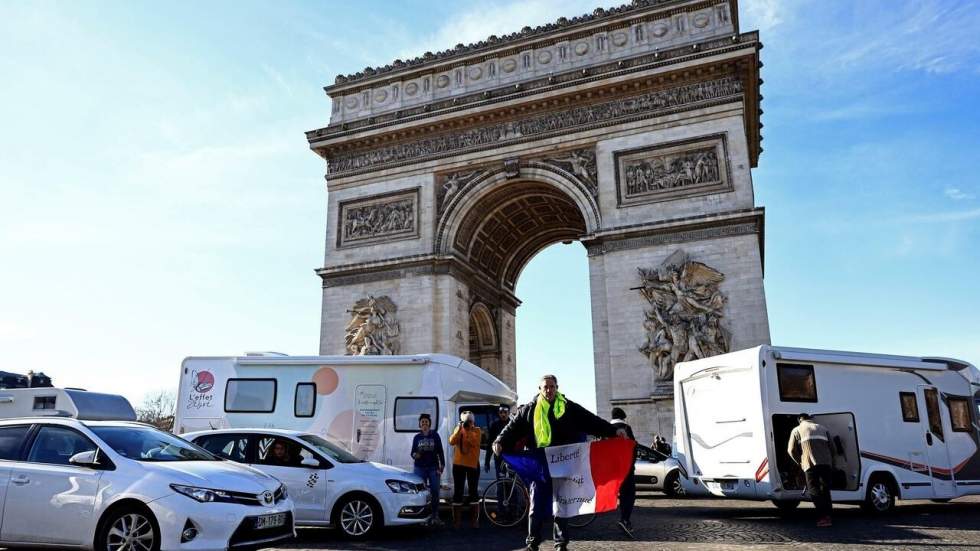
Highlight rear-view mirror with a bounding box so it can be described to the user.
[69,450,100,468]
[301,457,320,468]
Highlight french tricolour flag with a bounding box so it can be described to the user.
[504,438,635,517]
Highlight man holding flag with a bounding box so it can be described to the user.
[493,374,631,551]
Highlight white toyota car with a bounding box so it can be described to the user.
[0,417,295,550]
[184,429,430,539]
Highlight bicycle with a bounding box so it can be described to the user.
[481,462,595,528]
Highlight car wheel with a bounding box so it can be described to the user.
[97,506,160,551]
[772,499,800,512]
[663,471,683,497]
[335,494,381,540]
[862,475,896,514]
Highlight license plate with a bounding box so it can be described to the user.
[255,513,286,530]
[720,481,735,490]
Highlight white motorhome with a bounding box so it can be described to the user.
[175,353,517,498]
[0,387,136,421]
[674,345,980,512]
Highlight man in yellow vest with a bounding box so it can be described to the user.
[493,374,627,551]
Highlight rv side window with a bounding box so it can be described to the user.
[225,379,277,413]
[0,425,30,460]
[295,383,316,418]
[776,363,817,402]
[899,392,919,422]
[948,397,972,432]
[394,397,438,432]
[33,396,56,410]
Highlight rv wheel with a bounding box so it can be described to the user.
[334,493,381,540]
[771,499,800,512]
[862,475,896,514]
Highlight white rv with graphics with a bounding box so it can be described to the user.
[674,345,980,512]
[174,353,517,499]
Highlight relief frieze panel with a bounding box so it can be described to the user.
[540,148,598,197]
[338,189,419,248]
[327,76,742,177]
[614,134,731,207]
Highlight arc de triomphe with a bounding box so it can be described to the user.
[306,0,770,439]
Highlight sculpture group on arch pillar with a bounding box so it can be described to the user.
[344,296,401,355]
[637,249,731,390]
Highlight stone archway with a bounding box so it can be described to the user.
[309,0,771,441]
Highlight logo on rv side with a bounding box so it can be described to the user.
[185,370,215,411]
[193,370,215,393]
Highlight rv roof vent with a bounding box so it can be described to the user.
[245,351,289,357]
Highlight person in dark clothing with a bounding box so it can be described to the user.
[493,374,627,551]
[484,404,511,476]
[788,413,835,527]
[610,407,636,537]
[411,413,445,526]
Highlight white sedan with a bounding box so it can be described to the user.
[184,429,430,539]
[0,417,294,551]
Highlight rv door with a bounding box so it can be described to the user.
[919,385,955,498]
[352,385,386,463]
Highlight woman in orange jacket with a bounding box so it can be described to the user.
[449,410,482,528]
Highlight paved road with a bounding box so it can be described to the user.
[275,491,980,551]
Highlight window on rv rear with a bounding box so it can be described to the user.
[776,363,817,402]
[295,383,316,417]
[225,379,277,413]
[394,397,438,432]
[32,396,56,410]
[948,397,972,432]
[899,392,919,422]
[0,425,30,460]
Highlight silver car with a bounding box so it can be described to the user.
[634,444,684,496]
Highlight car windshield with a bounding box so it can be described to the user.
[299,434,363,464]
[90,425,218,462]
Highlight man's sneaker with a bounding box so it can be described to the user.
[816,516,832,527]
[618,519,635,538]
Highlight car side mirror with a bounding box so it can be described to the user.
[301,457,320,468]
[69,450,101,469]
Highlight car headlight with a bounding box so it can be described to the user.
[170,483,232,503]
[386,479,419,494]
[277,482,288,500]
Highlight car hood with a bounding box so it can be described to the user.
[341,461,422,482]
[143,460,279,493]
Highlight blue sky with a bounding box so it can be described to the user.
[1,1,978,413]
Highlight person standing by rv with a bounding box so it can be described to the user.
[485,404,511,477]
[412,413,446,527]
[493,374,627,551]
[449,411,482,529]
[610,407,637,538]
[788,413,835,527]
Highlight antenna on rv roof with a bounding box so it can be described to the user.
[244,351,289,357]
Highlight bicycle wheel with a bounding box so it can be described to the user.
[482,478,530,528]
[566,512,596,528]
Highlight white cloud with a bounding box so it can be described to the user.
[945,187,975,201]
[741,0,786,32]
[397,0,607,61]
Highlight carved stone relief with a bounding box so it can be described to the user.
[637,249,730,393]
[328,77,742,176]
[615,134,731,207]
[436,170,488,214]
[345,296,401,355]
[338,189,419,248]
[541,148,598,197]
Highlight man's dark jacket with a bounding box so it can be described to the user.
[495,395,617,450]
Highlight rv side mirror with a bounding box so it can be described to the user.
[69,450,101,469]
[301,457,321,468]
